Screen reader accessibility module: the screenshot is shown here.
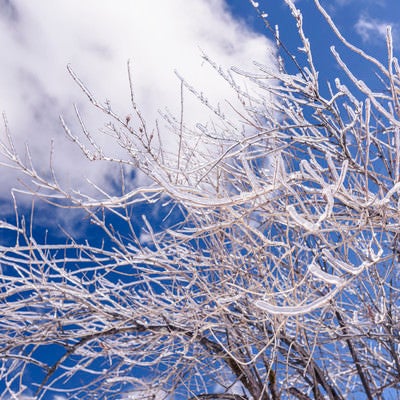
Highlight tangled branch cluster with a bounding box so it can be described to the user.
[0,1,400,399]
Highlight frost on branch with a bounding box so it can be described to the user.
[1,1,400,399]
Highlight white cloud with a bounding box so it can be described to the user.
[355,15,391,43]
[0,0,276,201]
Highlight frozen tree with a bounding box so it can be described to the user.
[1,0,400,399]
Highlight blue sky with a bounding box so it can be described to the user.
[0,0,399,398]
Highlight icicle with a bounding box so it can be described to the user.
[256,288,340,315]
[308,262,344,285]
[287,205,320,232]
